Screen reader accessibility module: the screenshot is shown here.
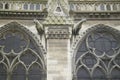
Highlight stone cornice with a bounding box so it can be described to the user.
[0,10,48,20]
[70,11,120,20]
[45,25,72,39]
[69,0,120,3]
[0,0,48,2]
[43,16,74,25]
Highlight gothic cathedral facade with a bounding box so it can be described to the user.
[0,0,120,80]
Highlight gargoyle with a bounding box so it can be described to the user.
[73,18,87,35]
[34,19,44,34]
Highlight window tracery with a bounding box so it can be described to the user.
[0,22,46,80]
[73,25,120,80]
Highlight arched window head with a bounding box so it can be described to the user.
[0,22,46,80]
[106,4,111,11]
[24,3,28,10]
[92,67,106,79]
[36,4,40,10]
[113,4,117,11]
[30,4,34,10]
[72,24,120,80]
[100,4,105,11]
[0,3,3,9]
[5,3,9,9]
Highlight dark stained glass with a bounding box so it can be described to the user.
[92,67,106,80]
[100,4,105,11]
[24,3,28,10]
[28,63,43,80]
[30,4,34,10]
[0,63,7,80]
[0,33,27,53]
[0,23,46,80]
[5,3,9,9]
[12,64,26,80]
[88,32,118,56]
[77,67,90,80]
[111,67,120,79]
[114,53,120,66]
[20,50,37,66]
[82,53,97,68]
[106,4,111,10]
[0,3,3,9]
[36,4,40,10]
[75,28,120,80]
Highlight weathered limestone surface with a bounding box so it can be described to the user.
[47,39,69,80]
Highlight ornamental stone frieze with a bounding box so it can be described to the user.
[69,0,120,20]
[43,0,73,39]
[45,25,72,39]
[43,16,73,39]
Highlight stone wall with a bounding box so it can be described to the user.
[0,19,120,80]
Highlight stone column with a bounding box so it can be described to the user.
[45,25,72,80]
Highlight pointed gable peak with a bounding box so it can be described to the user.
[53,0,66,16]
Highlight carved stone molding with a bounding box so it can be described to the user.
[70,11,120,20]
[0,21,47,80]
[0,11,48,20]
[45,25,72,39]
[71,24,120,59]
[1,21,47,55]
[71,24,120,80]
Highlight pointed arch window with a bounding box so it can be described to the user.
[113,4,118,11]
[30,4,34,10]
[36,3,41,10]
[5,3,9,9]
[100,4,105,11]
[0,3,3,9]
[0,22,46,80]
[0,63,7,80]
[106,4,111,11]
[73,24,120,80]
[24,3,28,10]
[77,66,90,80]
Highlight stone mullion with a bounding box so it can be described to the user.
[104,3,107,11]
[28,3,30,10]
[116,3,118,11]
[118,4,120,11]
[110,3,113,11]
[9,2,12,10]
[34,3,36,11]
[40,3,42,11]
[3,2,5,10]
[21,2,25,10]
[7,69,12,80]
